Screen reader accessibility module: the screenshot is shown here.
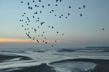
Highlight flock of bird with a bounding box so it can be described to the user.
[19,0,85,47]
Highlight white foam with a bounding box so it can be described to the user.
[50,61,96,72]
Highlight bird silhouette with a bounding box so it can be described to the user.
[21,1,23,3]
[57,31,59,34]
[69,6,71,8]
[27,2,29,6]
[55,4,58,6]
[83,5,85,9]
[52,45,53,47]
[56,0,58,2]
[40,11,42,13]
[52,26,54,29]
[33,0,35,3]
[55,40,57,42]
[102,28,104,30]
[79,7,81,9]
[40,22,45,25]
[45,42,47,44]
[62,33,64,36]
[39,0,41,2]
[48,4,50,6]
[42,5,44,8]
[80,13,82,17]
[34,11,38,14]
[68,13,70,16]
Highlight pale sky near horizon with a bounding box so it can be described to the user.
[0,0,109,48]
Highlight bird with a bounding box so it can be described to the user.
[52,45,53,47]
[37,40,39,43]
[38,26,39,28]
[65,17,68,19]
[28,32,30,34]
[83,5,85,9]
[36,20,39,22]
[79,7,81,9]
[33,16,35,18]
[42,5,44,8]
[34,11,38,14]
[52,10,54,12]
[35,5,37,7]
[27,2,29,6]
[80,13,82,17]
[33,37,35,40]
[55,4,58,6]
[38,35,40,37]
[59,16,61,18]
[55,40,57,42]
[25,21,27,23]
[43,40,44,42]
[39,0,41,2]
[48,26,50,28]
[56,0,58,2]
[44,37,46,39]
[21,1,23,3]
[61,14,63,16]
[52,26,54,29]
[40,11,42,13]
[68,13,70,16]
[33,0,35,3]
[48,4,50,6]
[62,33,64,35]
[69,6,71,8]
[40,22,45,25]
[41,35,43,37]
[34,28,37,33]
[22,25,24,27]
[57,31,59,34]
[45,42,47,44]
[24,13,26,14]
[50,11,52,13]
[43,31,45,33]
[22,15,24,17]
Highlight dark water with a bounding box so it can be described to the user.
[0,47,109,72]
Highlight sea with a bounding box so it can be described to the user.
[0,47,109,72]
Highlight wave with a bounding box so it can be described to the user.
[0,54,32,63]
[49,58,109,72]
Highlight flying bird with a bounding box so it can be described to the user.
[102,28,104,30]
[69,6,71,8]
[79,7,81,9]
[42,5,44,8]
[27,2,29,5]
[21,1,23,3]
[60,0,62,2]
[48,4,50,6]
[56,0,58,2]
[83,5,85,9]
[52,45,53,47]
[68,13,70,16]
[39,0,41,2]
[80,13,82,17]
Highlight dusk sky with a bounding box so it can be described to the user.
[0,0,109,48]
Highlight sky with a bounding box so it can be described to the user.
[0,0,109,48]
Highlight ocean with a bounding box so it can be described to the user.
[0,47,109,72]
